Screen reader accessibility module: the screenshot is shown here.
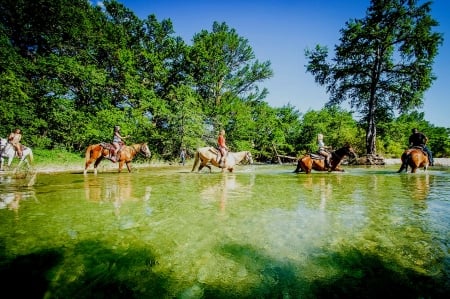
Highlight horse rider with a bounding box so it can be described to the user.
[217,129,229,167]
[8,128,22,158]
[409,128,434,166]
[111,125,129,162]
[317,133,331,169]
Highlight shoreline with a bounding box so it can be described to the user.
[2,158,449,175]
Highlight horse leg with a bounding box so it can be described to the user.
[93,158,104,175]
[123,161,132,173]
[302,160,312,174]
[293,160,302,173]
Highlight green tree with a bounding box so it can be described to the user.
[188,21,273,130]
[298,107,360,154]
[305,0,443,155]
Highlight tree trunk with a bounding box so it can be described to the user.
[366,94,377,155]
[366,119,376,155]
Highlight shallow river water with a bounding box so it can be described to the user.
[0,164,449,298]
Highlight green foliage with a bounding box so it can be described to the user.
[0,0,448,163]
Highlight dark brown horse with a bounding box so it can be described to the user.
[397,147,429,173]
[84,143,151,174]
[293,144,356,174]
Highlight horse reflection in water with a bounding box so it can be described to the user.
[200,173,255,214]
[400,173,431,200]
[301,176,333,210]
[0,189,37,219]
[84,175,152,218]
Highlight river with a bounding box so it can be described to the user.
[0,164,449,298]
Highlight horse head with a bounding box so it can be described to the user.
[343,144,357,159]
[140,143,151,158]
[245,151,254,164]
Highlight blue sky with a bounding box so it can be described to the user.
[116,0,449,128]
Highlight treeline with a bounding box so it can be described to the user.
[1,0,448,161]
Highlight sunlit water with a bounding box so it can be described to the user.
[0,164,449,298]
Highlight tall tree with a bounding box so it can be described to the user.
[187,21,273,129]
[305,0,443,155]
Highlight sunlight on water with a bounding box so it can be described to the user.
[0,165,449,297]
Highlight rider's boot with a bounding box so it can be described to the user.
[325,157,331,170]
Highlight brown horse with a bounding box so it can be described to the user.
[84,143,151,175]
[397,147,429,173]
[191,147,253,173]
[293,144,356,174]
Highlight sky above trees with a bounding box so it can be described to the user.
[116,0,450,128]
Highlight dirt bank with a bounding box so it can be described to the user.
[383,157,450,166]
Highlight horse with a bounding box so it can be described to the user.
[397,147,429,173]
[0,138,34,171]
[293,144,356,174]
[84,142,151,174]
[191,147,253,173]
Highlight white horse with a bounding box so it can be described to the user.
[191,147,253,173]
[0,138,33,170]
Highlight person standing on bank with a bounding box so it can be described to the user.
[111,125,129,163]
[8,128,22,158]
[317,133,331,170]
[180,148,186,166]
[217,129,229,167]
[409,128,434,166]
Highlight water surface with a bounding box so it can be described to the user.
[0,165,449,298]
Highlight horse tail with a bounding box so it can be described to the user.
[85,145,93,164]
[191,150,200,172]
[397,152,410,173]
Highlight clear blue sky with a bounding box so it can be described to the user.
[113,0,449,128]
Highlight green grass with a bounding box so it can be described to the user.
[33,148,84,165]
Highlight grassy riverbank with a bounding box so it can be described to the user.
[5,148,158,174]
[3,149,449,174]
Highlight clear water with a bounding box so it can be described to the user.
[0,165,449,298]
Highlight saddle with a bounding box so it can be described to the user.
[408,146,427,156]
[310,152,326,160]
[100,142,115,151]
[100,142,124,155]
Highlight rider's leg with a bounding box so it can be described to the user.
[16,145,22,159]
[111,143,119,162]
[218,148,223,164]
[425,146,434,165]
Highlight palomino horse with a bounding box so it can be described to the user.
[0,138,34,171]
[397,147,429,173]
[191,147,253,173]
[84,143,151,174]
[293,144,356,174]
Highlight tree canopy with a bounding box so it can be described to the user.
[305,0,443,155]
[1,0,448,161]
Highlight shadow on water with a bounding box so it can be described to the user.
[0,238,448,298]
[1,166,449,298]
[212,243,449,299]
[0,239,168,299]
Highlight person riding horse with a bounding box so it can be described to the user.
[8,128,22,158]
[111,125,129,163]
[317,133,331,169]
[217,129,229,167]
[409,128,434,166]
